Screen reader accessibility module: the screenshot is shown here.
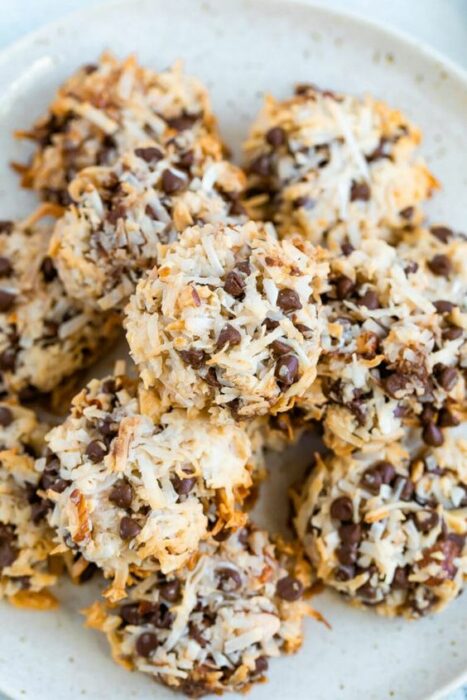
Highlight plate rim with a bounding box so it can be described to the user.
[0,1,466,699]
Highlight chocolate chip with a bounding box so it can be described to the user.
[171,475,197,496]
[216,567,242,592]
[254,656,269,675]
[400,206,414,220]
[404,261,419,274]
[101,378,116,394]
[434,364,458,391]
[341,241,354,256]
[361,467,382,494]
[438,407,459,427]
[394,476,414,501]
[134,147,163,162]
[339,523,361,545]
[161,169,186,194]
[0,258,12,278]
[335,565,355,581]
[414,509,439,533]
[41,256,57,282]
[422,422,444,447]
[350,181,370,201]
[148,602,174,629]
[383,373,407,398]
[213,527,232,542]
[0,290,16,312]
[277,288,302,313]
[235,260,251,275]
[203,367,221,387]
[263,317,280,331]
[166,113,199,131]
[135,632,158,657]
[159,579,181,602]
[0,221,13,234]
[392,566,409,590]
[428,254,452,277]
[276,575,304,601]
[334,275,355,300]
[375,461,396,485]
[120,603,143,626]
[433,300,455,313]
[0,347,16,371]
[85,440,107,463]
[442,325,463,341]
[249,154,272,177]
[430,226,452,243]
[336,544,358,566]
[30,501,50,524]
[119,516,141,540]
[178,150,195,170]
[216,324,241,350]
[223,270,245,298]
[109,480,133,509]
[357,290,379,309]
[0,539,17,569]
[271,339,291,355]
[188,622,207,647]
[275,354,299,387]
[330,496,353,522]
[266,126,286,147]
[0,406,13,427]
[179,348,207,369]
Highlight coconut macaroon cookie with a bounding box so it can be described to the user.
[15,52,218,205]
[85,524,310,696]
[294,432,467,619]
[0,209,119,399]
[301,231,466,454]
[0,401,58,607]
[244,85,437,251]
[41,371,257,601]
[50,135,246,311]
[126,220,328,420]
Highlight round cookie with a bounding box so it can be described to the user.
[0,401,58,607]
[244,85,437,251]
[0,209,119,399]
[294,433,467,618]
[41,371,257,601]
[50,137,246,310]
[85,524,310,696]
[301,231,466,454]
[16,52,218,205]
[125,220,328,419]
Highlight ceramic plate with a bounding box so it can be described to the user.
[0,1,466,698]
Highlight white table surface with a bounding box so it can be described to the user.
[0,1,465,699]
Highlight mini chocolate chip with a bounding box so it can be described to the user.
[271,339,291,355]
[276,575,304,601]
[263,317,280,331]
[338,523,361,545]
[178,150,195,169]
[0,258,12,277]
[216,324,241,350]
[40,256,58,282]
[330,496,353,522]
[172,475,197,496]
[85,440,107,463]
[235,260,251,275]
[361,467,382,494]
[433,300,455,313]
[430,226,452,243]
[394,476,414,501]
[134,146,163,162]
[336,544,358,566]
[224,270,245,297]
[120,603,143,626]
[216,567,242,592]
[266,126,286,147]
[341,241,354,256]
[30,501,50,524]
[179,348,207,369]
[434,365,458,391]
[414,509,439,533]
[203,367,221,387]
[404,261,419,274]
[442,325,463,341]
[135,632,158,657]
[159,579,181,602]
[166,113,199,131]
[161,169,186,194]
[0,540,17,569]
[0,221,13,234]
[213,527,232,542]
[254,656,269,675]
[188,622,207,647]
[0,347,16,371]
[0,406,13,427]
[249,154,272,177]
[101,378,116,394]
[277,288,302,313]
[335,565,355,581]
[428,254,452,277]
[109,480,133,508]
[357,582,378,601]
[383,373,407,398]
[357,290,379,309]
[334,275,355,300]
[422,422,444,447]
[0,290,16,312]
[350,181,370,201]
[438,407,460,427]
[149,602,174,629]
[275,354,299,387]
[400,206,414,220]
[375,461,396,484]
[119,516,141,540]
[392,566,409,590]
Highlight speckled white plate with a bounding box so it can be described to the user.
[0,1,466,699]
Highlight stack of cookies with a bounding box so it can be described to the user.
[0,52,465,697]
